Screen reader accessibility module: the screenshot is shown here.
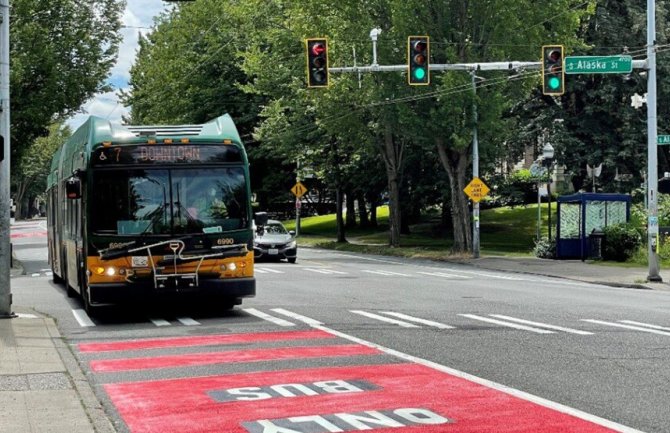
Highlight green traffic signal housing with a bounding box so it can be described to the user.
[408,36,430,86]
[542,45,565,95]
[306,38,329,88]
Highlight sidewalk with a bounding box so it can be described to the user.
[457,255,670,291]
[2,247,669,433]
[1,251,113,432]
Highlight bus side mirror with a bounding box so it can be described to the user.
[65,177,82,199]
[254,212,268,227]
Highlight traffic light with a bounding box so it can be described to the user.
[408,36,430,85]
[306,38,329,88]
[542,45,564,95]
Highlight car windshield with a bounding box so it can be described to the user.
[90,167,248,235]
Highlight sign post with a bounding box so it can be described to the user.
[291,181,308,237]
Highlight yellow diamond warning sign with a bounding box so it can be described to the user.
[463,177,490,203]
[291,181,308,198]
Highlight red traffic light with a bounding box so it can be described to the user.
[306,38,329,88]
[311,43,326,56]
[412,40,427,53]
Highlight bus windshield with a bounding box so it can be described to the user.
[91,167,248,235]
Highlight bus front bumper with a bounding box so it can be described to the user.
[88,277,255,305]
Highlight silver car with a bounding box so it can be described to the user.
[253,220,297,263]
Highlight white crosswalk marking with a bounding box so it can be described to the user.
[176,317,201,326]
[423,268,525,281]
[304,268,347,275]
[582,319,670,336]
[489,314,593,335]
[363,270,411,277]
[350,310,421,328]
[72,309,96,327]
[243,308,296,327]
[417,271,470,279]
[459,314,554,334]
[271,308,324,326]
[150,318,171,327]
[256,267,284,274]
[619,320,670,331]
[381,311,454,329]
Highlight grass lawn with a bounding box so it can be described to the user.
[283,204,555,259]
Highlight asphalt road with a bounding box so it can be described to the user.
[10,226,670,433]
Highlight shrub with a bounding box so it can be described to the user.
[533,238,556,259]
[602,223,642,262]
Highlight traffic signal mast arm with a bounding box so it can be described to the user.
[329,59,646,74]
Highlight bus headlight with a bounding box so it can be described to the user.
[105,267,117,276]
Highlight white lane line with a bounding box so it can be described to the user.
[72,309,96,327]
[243,308,295,327]
[150,318,171,327]
[437,268,526,281]
[271,308,324,326]
[490,314,593,335]
[619,320,670,331]
[417,271,470,279]
[381,311,455,329]
[256,267,284,274]
[363,270,411,277]
[16,313,38,319]
[255,268,268,274]
[31,273,40,277]
[176,317,201,326]
[459,314,554,334]
[582,319,670,336]
[277,309,643,433]
[350,310,421,328]
[304,268,347,275]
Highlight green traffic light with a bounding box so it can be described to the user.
[414,67,426,81]
[548,76,560,90]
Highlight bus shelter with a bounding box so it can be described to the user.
[556,193,631,260]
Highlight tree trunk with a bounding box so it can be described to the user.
[345,189,357,228]
[335,186,346,243]
[378,121,403,247]
[357,191,369,228]
[14,180,29,221]
[436,137,472,253]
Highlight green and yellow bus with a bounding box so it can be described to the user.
[46,115,265,314]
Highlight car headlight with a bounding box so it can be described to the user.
[286,241,297,249]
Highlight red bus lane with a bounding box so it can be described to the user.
[80,329,639,433]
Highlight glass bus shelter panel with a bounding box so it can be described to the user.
[559,203,581,239]
[606,201,627,226]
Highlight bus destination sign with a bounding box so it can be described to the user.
[92,145,242,166]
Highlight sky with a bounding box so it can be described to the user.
[66,1,169,131]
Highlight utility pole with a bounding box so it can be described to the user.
[0,0,14,318]
[646,0,662,282]
[471,72,480,258]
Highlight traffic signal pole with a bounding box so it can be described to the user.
[646,0,662,281]
[0,0,14,318]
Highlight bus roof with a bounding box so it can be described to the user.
[46,114,244,190]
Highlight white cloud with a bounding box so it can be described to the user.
[66,1,169,131]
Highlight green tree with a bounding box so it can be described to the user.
[10,0,124,163]
[13,123,71,219]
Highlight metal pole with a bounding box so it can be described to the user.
[0,0,14,318]
[295,159,301,237]
[537,181,541,241]
[647,0,662,281]
[471,72,480,258]
[547,181,552,241]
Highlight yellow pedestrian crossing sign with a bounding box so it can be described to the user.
[291,181,308,198]
[463,177,490,203]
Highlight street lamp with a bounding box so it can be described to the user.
[542,143,555,241]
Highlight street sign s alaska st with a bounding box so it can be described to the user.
[564,55,633,74]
